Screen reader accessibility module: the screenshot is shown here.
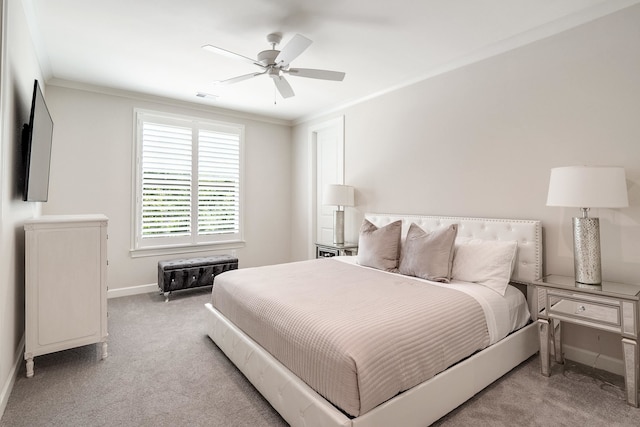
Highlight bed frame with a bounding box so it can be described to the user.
[205,214,543,426]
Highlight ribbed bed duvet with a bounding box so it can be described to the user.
[212,258,524,417]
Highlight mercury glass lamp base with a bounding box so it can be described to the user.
[573,216,602,285]
[333,210,345,245]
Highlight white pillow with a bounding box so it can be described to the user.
[451,238,517,296]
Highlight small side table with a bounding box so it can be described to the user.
[530,274,640,407]
[315,242,358,259]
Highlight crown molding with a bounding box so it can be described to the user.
[46,78,293,127]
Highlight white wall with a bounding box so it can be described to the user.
[292,6,640,365]
[41,85,292,292]
[0,0,43,415]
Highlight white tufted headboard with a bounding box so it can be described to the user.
[365,213,543,285]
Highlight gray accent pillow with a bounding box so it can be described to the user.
[357,219,402,272]
[398,223,458,282]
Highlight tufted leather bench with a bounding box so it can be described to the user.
[158,255,238,301]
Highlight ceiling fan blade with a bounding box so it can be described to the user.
[286,68,345,81]
[275,34,312,67]
[202,44,263,67]
[214,71,265,85]
[272,76,295,98]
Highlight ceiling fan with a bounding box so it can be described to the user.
[202,33,345,99]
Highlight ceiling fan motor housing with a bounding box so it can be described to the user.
[257,50,280,66]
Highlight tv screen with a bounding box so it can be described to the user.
[23,80,54,202]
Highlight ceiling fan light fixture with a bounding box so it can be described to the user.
[267,68,281,78]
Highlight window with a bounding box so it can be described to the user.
[133,110,243,253]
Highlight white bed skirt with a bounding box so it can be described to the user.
[206,302,538,427]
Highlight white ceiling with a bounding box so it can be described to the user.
[25,0,639,122]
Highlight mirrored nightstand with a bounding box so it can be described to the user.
[315,242,358,259]
[530,274,640,407]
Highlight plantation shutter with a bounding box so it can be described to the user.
[135,110,243,251]
[198,129,240,236]
[141,122,192,239]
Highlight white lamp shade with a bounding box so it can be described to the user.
[547,166,629,208]
[322,184,355,207]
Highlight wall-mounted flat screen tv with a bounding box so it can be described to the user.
[23,80,54,202]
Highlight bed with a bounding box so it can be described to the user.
[205,213,542,426]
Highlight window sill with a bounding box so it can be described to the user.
[129,240,246,258]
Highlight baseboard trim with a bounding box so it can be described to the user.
[562,343,624,376]
[107,283,158,299]
[1,335,24,419]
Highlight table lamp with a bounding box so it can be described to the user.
[546,166,628,285]
[322,184,355,245]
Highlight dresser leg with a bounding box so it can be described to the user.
[101,341,108,359]
[622,338,639,407]
[538,319,551,376]
[25,357,34,378]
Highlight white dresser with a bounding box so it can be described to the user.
[24,215,108,377]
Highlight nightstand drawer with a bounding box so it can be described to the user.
[550,298,620,326]
[317,248,338,258]
[315,242,358,259]
[548,291,621,331]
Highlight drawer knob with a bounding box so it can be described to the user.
[576,305,586,313]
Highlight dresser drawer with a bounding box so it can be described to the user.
[548,291,621,332]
